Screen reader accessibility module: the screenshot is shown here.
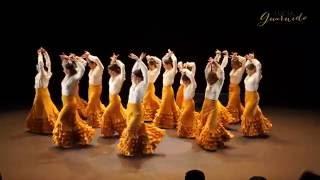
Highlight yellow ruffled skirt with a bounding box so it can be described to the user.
[26,88,59,134]
[217,100,235,127]
[86,84,105,128]
[241,91,272,136]
[154,86,180,129]
[177,99,199,138]
[226,83,244,123]
[101,94,127,137]
[75,93,88,120]
[176,84,184,109]
[196,99,234,151]
[53,95,95,148]
[142,83,161,122]
[117,103,165,156]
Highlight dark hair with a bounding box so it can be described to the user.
[231,59,242,69]
[185,170,205,180]
[186,66,193,71]
[299,171,320,180]
[132,69,143,80]
[182,74,191,83]
[249,176,267,180]
[163,57,173,66]
[88,60,96,65]
[65,62,77,76]
[248,50,255,54]
[207,71,218,84]
[246,63,256,71]
[108,63,121,74]
[148,59,157,67]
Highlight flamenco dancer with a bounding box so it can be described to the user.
[70,52,88,120]
[52,53,95,148]
[117,52,165,156]
[142,55,162,122]
[176,61,196,109]
[196,57,233,151]
[26,47,59,134]
[101,53,127,137]
[153,49,180,129]
[226,52,246,123]
[82,51,105,128]
[176,65,198,138]
[214,50,236,127]
[241,53,272,137]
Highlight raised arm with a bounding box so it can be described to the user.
[183,68,196,89]
[131,56,140,73]
[251,58,262,76]
[245,58,262,79]
[88,54,104,70]
[43,50,51,73]
[214,49,221,62]
[205,57,215,80]
[170,52,178,74]
[220,50,229,70]
[78,56,87,66]
[139,59,148,86]
[74,57,87,80]
[238,55,247,70]
[161,52,171,63]
[37,50,45,75]
[214,61,225,83]
[130,52,148,84]
[60,54,69,70]
[178,61,183,73]
[116,59,126,81]
[152,55,162,76]
[186,62,196,76]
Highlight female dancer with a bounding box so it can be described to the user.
[196,58,233,151]
[154,49,180,129]
[226,52,246,123]
[82,51,105,128]
[176,61,196,109]
[53,54,95,148]
[26,48,59,134]
[101,53,127,137]
[118,52,164,156]
[177,66,198,138]
[241,53,272,137]
[142,55,162,122]
[215,50,236,127]
[75,81,88,120]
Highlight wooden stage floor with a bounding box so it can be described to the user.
[0,107,319,180]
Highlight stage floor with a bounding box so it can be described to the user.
[0,107,320,180]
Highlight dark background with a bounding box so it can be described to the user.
[1,2,319,111]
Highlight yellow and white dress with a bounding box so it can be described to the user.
[142,56,161,122]
[177,68,199,138]
[118,59,165,156]
[176,61,184,109]
[26,52,59,134]
[154,53,180,129]
[215,54,236,126]
[53,59,95,148]
[86,55,105,128]
[176,62,196,109]
[196,62,233,151]
[241,59,272,136]
[101,59,127,137]
[75,82,88,120]
[226,55,246,123]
